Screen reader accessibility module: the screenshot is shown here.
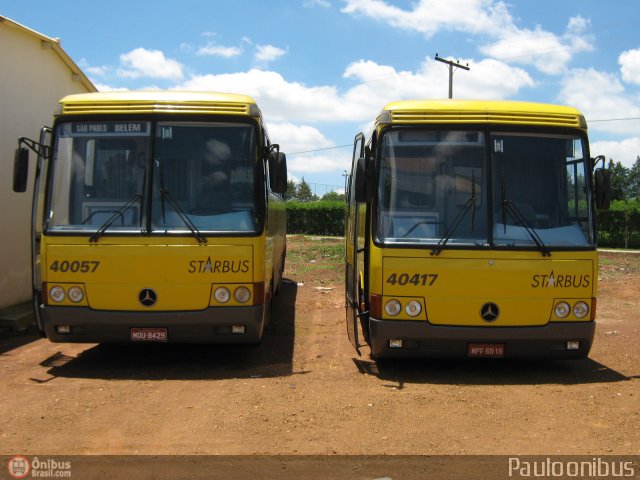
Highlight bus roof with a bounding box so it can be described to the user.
[376,99,587,130]
[57,90,262,117]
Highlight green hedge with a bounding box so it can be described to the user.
[286,200,345,236]
[285,201,640,248]
[596,210,640,248]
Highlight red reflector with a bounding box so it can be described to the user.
[591,297,597,321]
[369,294,382,318]
[253,282,265,306]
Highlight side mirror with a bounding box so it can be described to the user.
[13,148,29,193]
[594,168,611,210]
[275,152,288,195]
[267,144,280,192]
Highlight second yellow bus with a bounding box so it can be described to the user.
[345,99,610,359]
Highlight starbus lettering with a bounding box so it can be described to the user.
[188,257,250,274]
[531,271,591,288]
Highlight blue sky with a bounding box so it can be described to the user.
[4,0,640,194]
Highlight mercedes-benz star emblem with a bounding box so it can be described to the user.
[139,288,157,307]
[480,302,499,322]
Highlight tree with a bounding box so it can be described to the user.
[321,191,346,202]
[608,159,630,201]
[285,179,297,200]
[296,177,317,202]
[628,156,640,200]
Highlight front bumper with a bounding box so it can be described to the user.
[39,305,265,344]
[369,318,595,359]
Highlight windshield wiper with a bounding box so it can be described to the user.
[155,158,206,244]
[431,171,476,256]
[89,194,142,243]
[402,220,436,238]
[499,176,549,256]
[502,199,550,257]
[498,163,550,257]
[159,188,207,244]
[431,196,475,255]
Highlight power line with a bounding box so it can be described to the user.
[588,117,640,123]
[287,144,352,156]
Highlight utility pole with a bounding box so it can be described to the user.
[435,53,470,99]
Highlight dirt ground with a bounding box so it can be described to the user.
[0,237,638,457]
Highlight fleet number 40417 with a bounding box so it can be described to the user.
[386,273,438,286]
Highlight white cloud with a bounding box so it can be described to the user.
[177,57,533,123]
[591,138,640,169]
[287,173,301,184]
[254,44,287,64]
[559,68,640,136]
[117,48,184,81]
[264,124,350,185]
[480,16,593,75]
[94,84,129,92]
[342,0,513,37]
[85,65,108,77]
[343,57,534,107]
[342,0,592,74]
[267,122,334,154]
[619,48,640,85]
[197,44,243,58]
[78,58,109,78]
[176,69,346,122]
[287,152,352,176]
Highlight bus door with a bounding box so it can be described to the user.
[14,128,52,335]
[345,133,366,353]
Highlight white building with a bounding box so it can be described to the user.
[0,16,96,310]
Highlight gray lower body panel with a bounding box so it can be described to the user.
[39,305,265,344]
[369,318,595,359]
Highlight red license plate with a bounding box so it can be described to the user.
[131,328,167,342]
[467,343,505,358]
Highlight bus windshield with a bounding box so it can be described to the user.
[48,120,259,235]
[375,128,593,249]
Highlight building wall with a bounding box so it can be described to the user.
[0,20,95,309]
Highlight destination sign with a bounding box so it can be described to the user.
[61,122,150,137]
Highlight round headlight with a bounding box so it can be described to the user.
[234,286,251,304]
[67,286,85,303]
[573,301,589,318]
[405,300,422,317]
[554,301,570,318]
[49,285,66,303]
[384,299,401,316]
[214,287,231,303]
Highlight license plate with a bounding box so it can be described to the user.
[131,328,167,342]
[467,343,505,358]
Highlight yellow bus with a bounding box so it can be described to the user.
[345,99,610,359]
[13,91,287,344]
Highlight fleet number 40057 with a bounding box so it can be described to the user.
[49,260,100,273]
